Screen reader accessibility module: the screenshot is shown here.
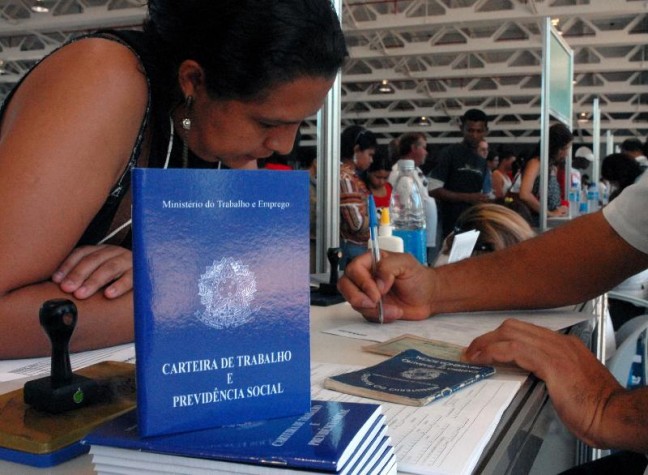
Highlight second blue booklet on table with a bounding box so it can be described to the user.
[324,349,495,406]
[132,169,311,437]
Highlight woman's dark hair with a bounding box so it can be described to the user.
[548,122,574,161]
[601,152,643,201]
[144,0,348,104]
[362,147,391,188]
[340,125,377,159]
[529,122,574,165]
[498,148,516,162]
[367,147,391,173]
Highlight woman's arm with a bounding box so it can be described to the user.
[340,174,369,234]
[518,158,541,213]
[0,38,148,358]
[491,170,505,199]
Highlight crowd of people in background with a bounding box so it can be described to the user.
[338,127,648,474]
[275,109,648,275]
[259,113,648,473]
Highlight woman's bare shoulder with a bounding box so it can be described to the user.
[523,158,541,175]
[5,36,149,127]
[2,35,150,155]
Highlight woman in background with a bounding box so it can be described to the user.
[434,203,536,266]
[364,149,393,212]
[491,149,516,199]
[519,123,571,224]
[339,125,377,270]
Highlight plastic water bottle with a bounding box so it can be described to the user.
[579,187,589,215]
[587,182,599,213]
[568,186,580,216]
[389,160,427,265]
[627,331,646,389]
[600,181,609,206]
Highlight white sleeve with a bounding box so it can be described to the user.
[603,171,648,255]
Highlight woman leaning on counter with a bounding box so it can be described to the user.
[0,0,347,358]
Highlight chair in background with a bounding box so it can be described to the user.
[607,290,648,310]
[606,319,648,389]
[607,289,648,332]
[615,315,648,349]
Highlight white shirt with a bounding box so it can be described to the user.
[603,171,648,255]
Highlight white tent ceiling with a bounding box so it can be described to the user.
[0,0,646,148]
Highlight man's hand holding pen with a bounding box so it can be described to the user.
[367,196,384,324]
[338,250,435,323]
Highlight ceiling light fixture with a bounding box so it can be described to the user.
[31,0,49,13]
[377,79,394,94]
[415,116,431,126]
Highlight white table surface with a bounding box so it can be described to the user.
[0,302,589,474]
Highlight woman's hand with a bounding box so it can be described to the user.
[52,245,133,299]
[338,251,435,322]
[548,205,569,217]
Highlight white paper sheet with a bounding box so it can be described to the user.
[447,230,480,264]
[312,362,523,475]
[324,309,591,347]
[0,343,135,382]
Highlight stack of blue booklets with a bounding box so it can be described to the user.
[82,400,396,474]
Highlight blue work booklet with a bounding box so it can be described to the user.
[82,400,393,474]
[132,169,311,436]
[324,349,495,406]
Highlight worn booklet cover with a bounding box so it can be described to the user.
[82,400,388,473]
[363,334,465,361]
[132,169,311,436]
[324,349,495,406]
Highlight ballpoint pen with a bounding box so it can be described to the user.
[368,195,384,324]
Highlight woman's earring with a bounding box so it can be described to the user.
[181,96,193,167]
[182,95,193,131]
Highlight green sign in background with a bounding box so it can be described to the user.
[548,32,573,125]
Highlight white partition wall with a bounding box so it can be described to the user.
[540,17,574,230]
[592,98,602,186]
[314,0,343,274]
[606,131,615,157]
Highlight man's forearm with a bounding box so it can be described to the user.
[598,387,648,452]
[429,211,648,315]
[431,187,475,204]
